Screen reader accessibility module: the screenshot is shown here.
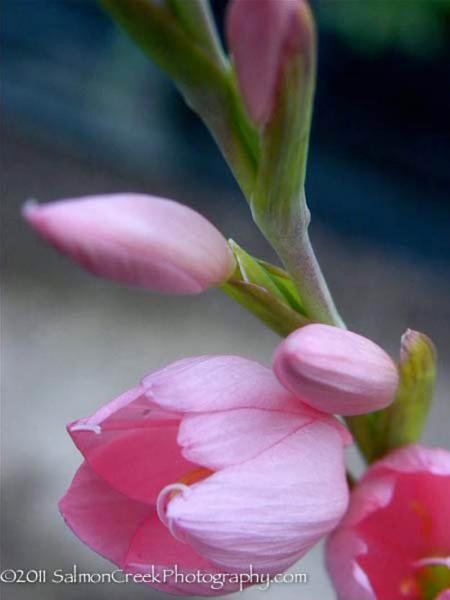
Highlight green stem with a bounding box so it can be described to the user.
[268,225,345,328]
[167,0,227,69]
[100,0,259,198]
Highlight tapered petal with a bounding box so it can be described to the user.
[178,405,351,470]
[273,324,399,415]
[59,461,151,566]
[326,530,376,600]
[24,194,235,294]
[179,408,314,470]
[142,355,306,413]
[59,463,241,596]
[124,514,246,596]
[362,445,450,552]
[166,420,349,573]
[68,386,198,504]
[370,443,450,477]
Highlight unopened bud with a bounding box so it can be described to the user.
[273,324,399,416]
[227,0,315,128]
[24,193,235,294]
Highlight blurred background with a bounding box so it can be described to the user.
[2,1,450,599]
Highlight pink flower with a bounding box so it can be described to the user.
[24,193,235,294]
[273,324,399,415]
[227,0,314,127]
[60,355,350,595]
[326,445,450,600]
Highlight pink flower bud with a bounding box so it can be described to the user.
[326,445,450,600]
[273,324,399,416]
[227,0,314,127]
[24,193,235,294]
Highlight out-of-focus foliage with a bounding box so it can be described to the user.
[316,0,450,57]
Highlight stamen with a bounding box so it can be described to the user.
[156,483,192,543]
[414,556,450,569]
[155,468,213,543]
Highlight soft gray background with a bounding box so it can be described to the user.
[2,1,450,599]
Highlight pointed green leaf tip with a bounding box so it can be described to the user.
[381,329,436,450]
[229,240,286,301]
[222,240,310,336]
[353,329,437,463]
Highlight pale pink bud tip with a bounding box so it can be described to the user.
[273,324,399,416]
[227,0,314,127]
[24,193,236,294]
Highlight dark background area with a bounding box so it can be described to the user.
[2,2,450,599]
[3,0,450,261]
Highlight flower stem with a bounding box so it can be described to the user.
[273,228,345,328]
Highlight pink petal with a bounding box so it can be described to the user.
[336,474,397,530]
[24,194,235,294]
[166,420,349,573]
[326,473,412,600]
[357,474,450,593]
[327,445,450,599]
[366,445,450,551]
[68,386,198,504]
[326,530,376,600]
[143,354,352,447]
[59,461,151,567]
[273,324,399,415]
[369,444,450,477]
[124,515,248,595]
[178,405,350,470]
[325,474,399,598]
[143,354,315,413]
[60,463,239,596]
[178,407,315,470]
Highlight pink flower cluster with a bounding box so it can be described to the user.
[24,191,450,599]
[24,2,448,596]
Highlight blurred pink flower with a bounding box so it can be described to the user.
[227,0,314,127]
[273,324,399,415]
[24,193,235,294]
[60,355,350,595]
[326,445,450,600]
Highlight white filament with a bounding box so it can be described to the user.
[156,483,192,543]
[414,555,450,569]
